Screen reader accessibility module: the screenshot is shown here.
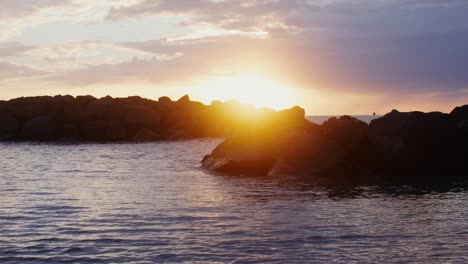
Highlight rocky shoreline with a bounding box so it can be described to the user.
[3,95,468,183]
[0,95,310,142]
[202,105,468,183]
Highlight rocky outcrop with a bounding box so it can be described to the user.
[0,113,19,139]
[20,115,58,140]
[202,106,468,183]
[0,94,310,142]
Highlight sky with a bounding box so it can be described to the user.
[1,0,468,114]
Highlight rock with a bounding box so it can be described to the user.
[268,131,351,179]
[269,117,375,181]
[201,133,284,175]
[370,110,467,177]
[86,96,114,120]
[76,95,96,105]
[176,94,190,105]
[322,116,371,151]
[107,121,127,141]
[125,106,160,128]
[158,96,175,110]
[64,102,91,122]
[81,121,108,141]
[133,128,160,142]
[20,115,57,140]
[0,113,19,139]
[8,102,45,121]
[451,105,468,119]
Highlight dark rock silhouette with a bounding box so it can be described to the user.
[202,105,468,183]
[0,94,309,143]
[0,113,19,139]
[20,115,57,140]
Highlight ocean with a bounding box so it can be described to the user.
[1,115,468,263]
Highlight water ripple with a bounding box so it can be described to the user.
[1,140,468,263]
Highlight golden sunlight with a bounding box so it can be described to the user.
[193,73,298,110]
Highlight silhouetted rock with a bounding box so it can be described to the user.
[369,110,467,178]
[201,133,279,175]
[451,105,468,119]
[107,121,127,141]
[20,115,57,140]
[133,128,160,142]
[177,94,190,105]
[2,95,314,142]
[203,107,468,184]
[158,96,174,111]
[125,106,160,128]
[0,113,19,139]
[81,120,108,141]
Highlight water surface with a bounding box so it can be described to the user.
[1,140,468,263]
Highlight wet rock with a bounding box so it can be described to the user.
[201,133,284,175]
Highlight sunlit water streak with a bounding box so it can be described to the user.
[1,138,468,263]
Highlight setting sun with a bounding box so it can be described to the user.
[193,74,298,110]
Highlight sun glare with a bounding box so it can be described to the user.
[194,74,298,110]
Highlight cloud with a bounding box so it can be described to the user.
[0,61,46,81]
[0,0,74,20]
[107,0,319,33]
[0,42,34,57]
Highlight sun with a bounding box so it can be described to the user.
[193,73,297,110]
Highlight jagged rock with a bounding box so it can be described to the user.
[176,94,190,105]
[20,115,57,140]
[203,109,468,184]
[451,105,468,119]
[76,95,96,105]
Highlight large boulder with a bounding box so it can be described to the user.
[125,106,160,128]
[20,115,57,140]
[158,96,175,111]
[0,113,19,139]
[85,96,114,120]
[451,105,468,120]
[81,120,108,141]
[8,102,45,121]
[201,132,288,176]
[270,117,375,181]
[64,102,91,122]
[133,128,160,142]
[107,121,127,141]
[369,110,467,177]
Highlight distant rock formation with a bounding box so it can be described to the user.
[0,95,311,142]
[202,106,468,184]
